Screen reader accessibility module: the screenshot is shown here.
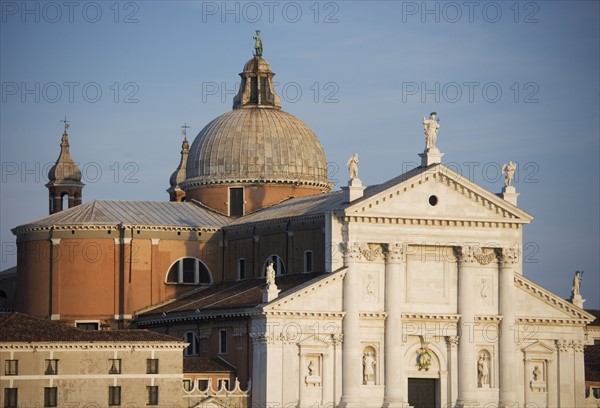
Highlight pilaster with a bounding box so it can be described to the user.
[498,247,518,407]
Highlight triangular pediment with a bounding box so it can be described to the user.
[344,164,532,223]
[515,274,595,324]
[521,340,555,355]
[262,268,346,313]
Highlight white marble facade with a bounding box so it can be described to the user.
[250,162,593,408]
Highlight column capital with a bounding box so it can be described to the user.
[341,241,362,263]
[385,242,405,264]
[498,247,519,266]
[555,339,571,353]
[445,336,459,348]
[454,245,477,264]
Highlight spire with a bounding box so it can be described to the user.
[232,32,281,109]
[168,124,190,202]
[46,118,84,214]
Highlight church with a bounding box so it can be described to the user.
[9,35,595,408]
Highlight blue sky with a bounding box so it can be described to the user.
[1,1,599,308]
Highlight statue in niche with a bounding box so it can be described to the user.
[502,161,517,187]
[422,112,440,150]
[347,153,359,180]
[253,30,263,57]
[477,353,490,387]
[532,365,541,381]
[266,261,276,286]
[572,271,583,297]
[362,351,376,384]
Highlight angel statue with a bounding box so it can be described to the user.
[502,161,517,187]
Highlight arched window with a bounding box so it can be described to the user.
[262,255,286,276]
[183,332,200,356]
[166,258,212,285]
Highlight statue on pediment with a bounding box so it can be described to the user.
[502,161,517,187]
[347,153,359,180]
[422,112,440,150]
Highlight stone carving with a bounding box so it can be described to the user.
[331,333,344,346]
[455,246,476,264]
[362,348,376,384]
[341,242,362,262]
[530,364,546,392]
[364,274,377,302]
[360,243,385,262]
[266,261,276,286]
[305,357,321,387]
[422,112,440,150]
[532,365,541,381]
[474,249,498,265]
[385,243,405,263]
[347,153,359,180]
[477,352,490,388]
[573,340,585,353]
[445,336,459,348]
[571,271,583,297]
[416,347,432,371]
[556,339,571,353]
[502,161,517,187]
[480,278,491,304]
[253,30,263,57]
[499,247,519,265]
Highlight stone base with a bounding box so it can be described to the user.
[571,294,585,308]
[342,178,366,202]
[419,148,444,166]
[262,285,280,302]
[499,185,519,206]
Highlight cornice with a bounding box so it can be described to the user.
[338,214,524,228]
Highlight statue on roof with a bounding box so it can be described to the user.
[571,271,583,297]
[502,161,517,187]
[253,30,263,57]
[266,261,276,286]
[347,153,359,180]
[422,112,440,150]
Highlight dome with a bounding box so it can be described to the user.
[183,108,331,189]
[47,131,83,183]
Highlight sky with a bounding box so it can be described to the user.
[1,1,599,309]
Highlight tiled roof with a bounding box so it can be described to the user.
[12,200,230,232]
[0,313,183,343]
[138,272,326,319]
[183,356,236,373]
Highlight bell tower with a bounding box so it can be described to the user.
[46,118,84,214]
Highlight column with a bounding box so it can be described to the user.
[556,340,574,408]
[456,246,478,406]
[546,354,557,407]
[446,336,460,406]
[50,238,61,320]
[384,243,405,407]
[574,341,586,408]
[339,242,362,407]
[499,247,518,407]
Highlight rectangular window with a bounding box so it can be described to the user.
[4,388,18,408]
[219,329,227,354]
[146,359,159,374]
[146,386,158,406]
[304,251,313,273]
[76,322,99,331]
[108,386,121,406]
[45,359,59,375]
[238,258,246,280]
[108,358,122,374]
[4,360,18,376]
[44,387,57,407]
[229,187,244,217]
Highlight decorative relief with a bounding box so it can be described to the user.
[360,243,385,262]
[340,242,362,262]
[363,273,378,302]
[479,278,492,305]
[331,333,343,346]
[473,250,498,265]
[305,355,322,387]
[249,332,275,345]
[573,340,584,353]
[416,347,432,371]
